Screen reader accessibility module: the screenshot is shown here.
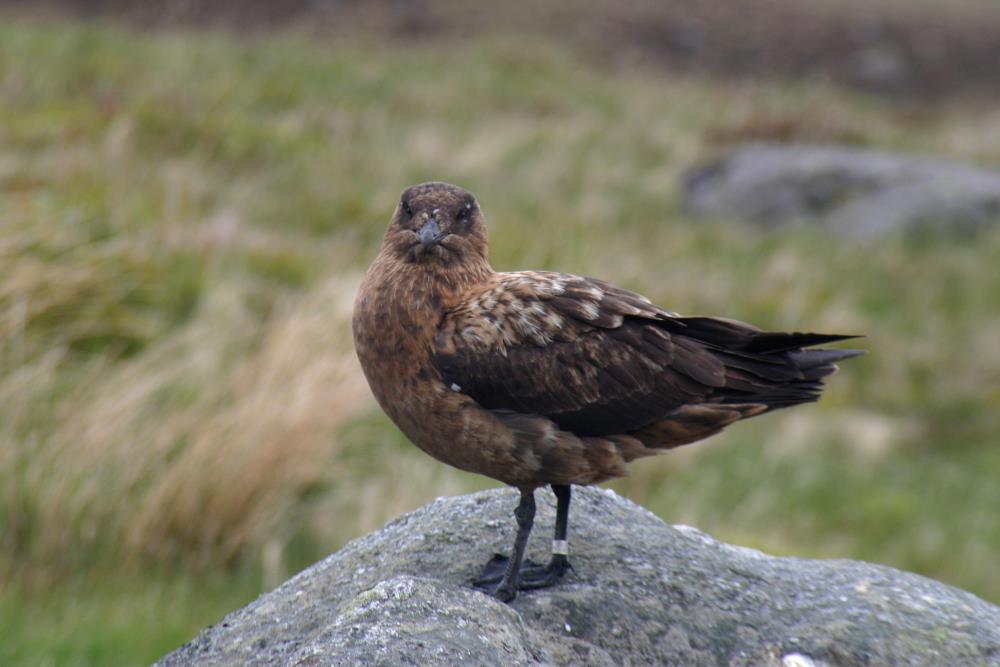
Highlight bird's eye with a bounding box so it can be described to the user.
[401,200,413,218]
[457,204,473,223]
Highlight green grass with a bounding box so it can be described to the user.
[3,15,1000,666]
[0,571,260,667]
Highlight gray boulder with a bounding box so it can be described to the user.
[156,487,1000,666]
[683,143,1000,238]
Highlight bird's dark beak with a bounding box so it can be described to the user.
[417,218,444,249]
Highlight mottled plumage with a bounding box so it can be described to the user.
[353,181,862,601]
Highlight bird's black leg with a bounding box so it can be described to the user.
[518,483,573,589]
[473,485,573,596]
[473,488,536,602]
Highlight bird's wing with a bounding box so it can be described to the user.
[434,271,733,437]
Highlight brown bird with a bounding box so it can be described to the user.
[353,181,862,602]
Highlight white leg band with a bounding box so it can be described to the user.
[552,539,569,556]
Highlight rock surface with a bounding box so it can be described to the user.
[156,487,1000,666]
[683,143,1000,238]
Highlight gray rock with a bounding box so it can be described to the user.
[683,143,1000,238]
[156,487,1000,666]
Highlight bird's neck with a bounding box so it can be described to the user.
[355,251,493,366]
[371,250,492,309]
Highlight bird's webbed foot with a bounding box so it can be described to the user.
[472,553,573,592]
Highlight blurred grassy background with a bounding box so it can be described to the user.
[2,2,1000,665]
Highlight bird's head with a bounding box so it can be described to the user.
[383,182,490,270]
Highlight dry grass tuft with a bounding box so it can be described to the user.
[128,274,372,567]
[5,274,372,573]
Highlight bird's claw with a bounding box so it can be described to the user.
[472,553,573,595]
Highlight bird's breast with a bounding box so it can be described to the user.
[353,261,539,484]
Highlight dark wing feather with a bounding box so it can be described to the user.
[434,271,862,438]
[657,316,864,407]
[435,272,722,436]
